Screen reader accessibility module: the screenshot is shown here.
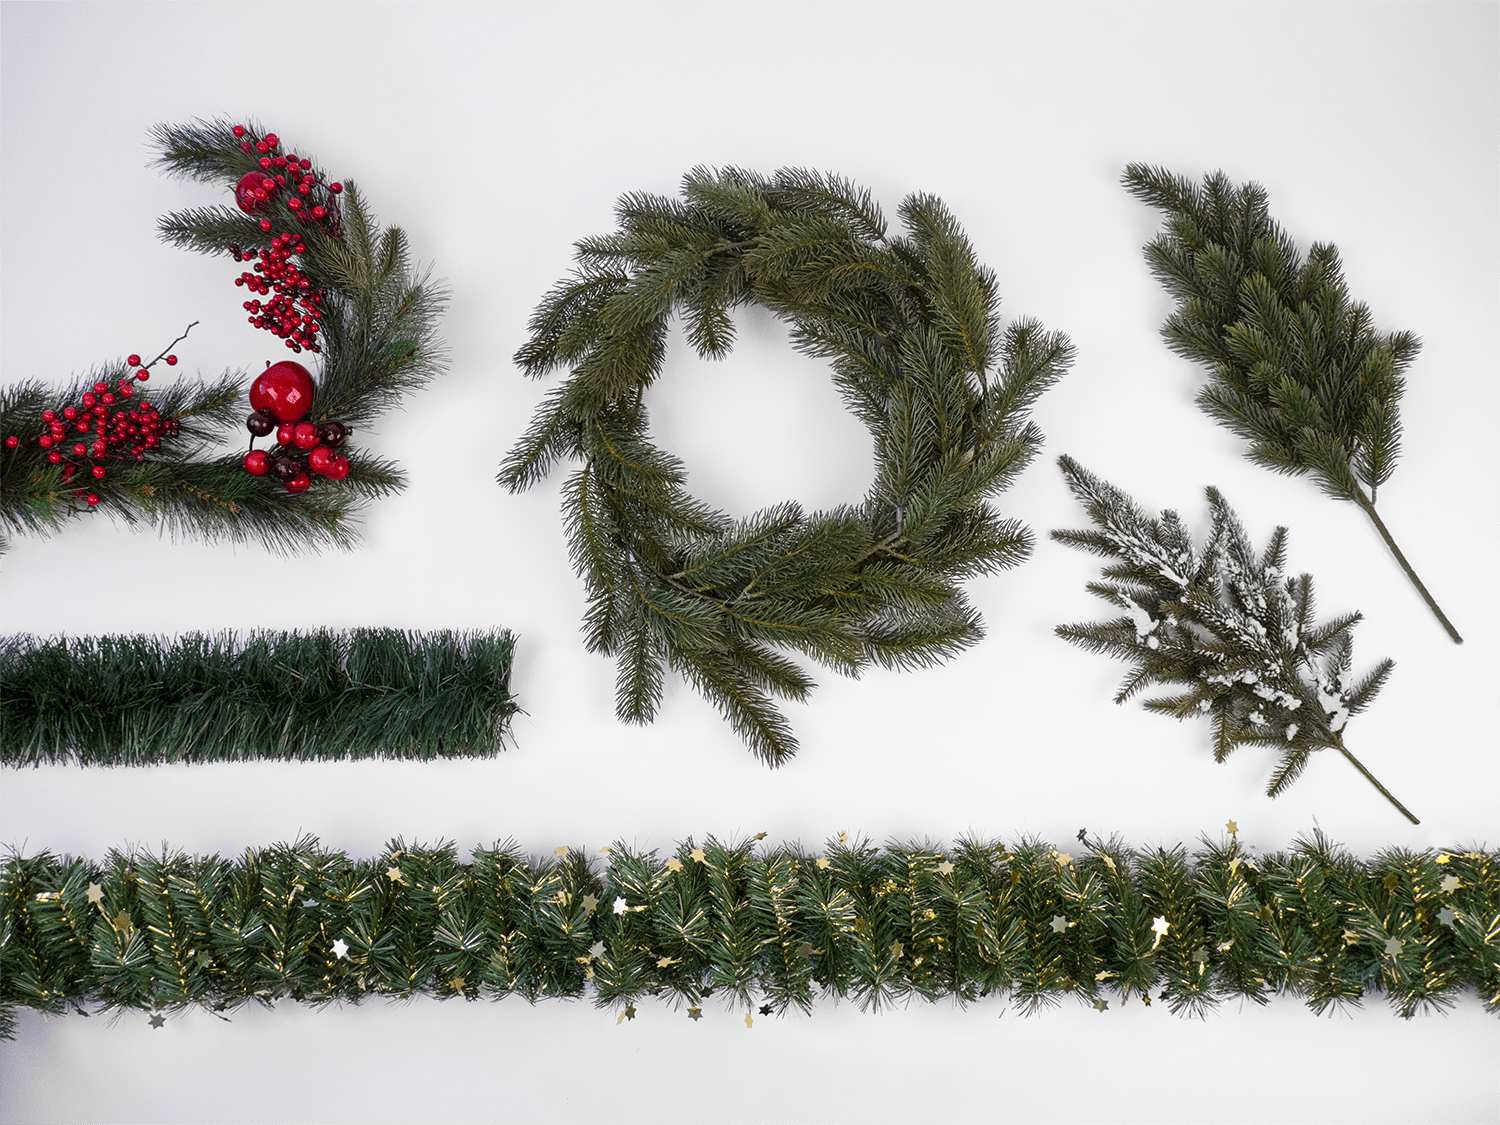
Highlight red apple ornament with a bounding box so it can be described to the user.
[249,361,315,423]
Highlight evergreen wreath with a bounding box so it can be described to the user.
[3,830,1494,1040]
[0,118,446,554]
[500,168,1074,764]
[0,630,517,766]
[1052,457,1415,823]
[1122,164,1461,643]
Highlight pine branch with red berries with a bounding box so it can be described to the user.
[0,119,445,555]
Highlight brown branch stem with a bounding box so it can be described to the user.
[1332,735,1419,825]
[1352,486,1462,644]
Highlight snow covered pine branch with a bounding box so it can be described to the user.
[1052,456,1414,823]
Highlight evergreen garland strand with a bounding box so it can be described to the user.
[1121,164,1461,642]
[0,630,517,766]
[3,832,1493,1037]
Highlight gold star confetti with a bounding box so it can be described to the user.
[331,939,350,959]
[936,860,955,876]
[613,897,628,914]
[618,1003,636,1023]
[1225,819,1238,836]
[1384,937,1403,958]
[581,893,598,914]
[1050,914,1068,934]
[891,941,904,959]
[386,867,406,885]
[688,1006,703,1021]
[839,831,848,846]
[1342,929,1359,947]
[112,910,133,933]
[589,941,605,960]
[1093,998,1108,1012]
[1150,916,1170,949]
[1228,857,1241,875]
[690,848,706,864]
[666,857,683,873]
[745,1013,754,1029]
[555,846,569,858]
[1438,907,1457,927]
[1192,947,1209,964]
[815,856,831,870]
[86,883,104,906]
[1140,992,1152,1007]
[796,941,814,959]
[1441,874,1462,894]
[656,955,679,968]
[1056,852,1073,867]
[451,977,466,992]
[1436,853,1451,865]
[1102,854,1117,873]
[753,832,767,841]
[148,1013,165,1029]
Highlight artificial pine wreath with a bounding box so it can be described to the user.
[1122,164,1461,642]
[0,630,517,766]
[2,830,1494,1039]
[1053,456,1415,822]
[0,119,446,554]
[501,168,1073,763]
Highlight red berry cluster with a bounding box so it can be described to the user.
[2,354,180,509]
[240,361,352,493]
[229,126,343,239]
[231,234,325,354]
[243,417,352,492]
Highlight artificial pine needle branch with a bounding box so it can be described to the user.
[1053,456,1417,823]
[1122,164,1461,643]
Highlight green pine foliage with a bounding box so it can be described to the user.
[2,831,1493,1038]
[501,167,1073,763]
[1053,456,1415,823]
[1122,164,1461,642]
[0,629,517,766]
[0,118,445,554]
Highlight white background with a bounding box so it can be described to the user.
[2,3,1497,1122]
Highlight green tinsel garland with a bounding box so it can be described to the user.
[0,630,517,766]
[2,832,1493,1037]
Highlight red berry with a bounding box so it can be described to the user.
[92,465,106,479]
[48,451,62,464]
[276,423,296,447]
[232,125,246,138]
[94,382,108,395]
[86,494,99,506]
[243,449,270,476]
[307,445,334,474]
[284,472,311,493]
[165,355,177,366]
[73,443,86,456]
[236,170,278,214]
[260,220,272,232]
[136,371,149,382]
[264,133,279,147]
[291,422,319,450]
[39,436,53,448]
[324,455,350,481]
[329,182,342,194]
[311,206,326,219]
[4,436,17,449]
[127,354,141,366]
